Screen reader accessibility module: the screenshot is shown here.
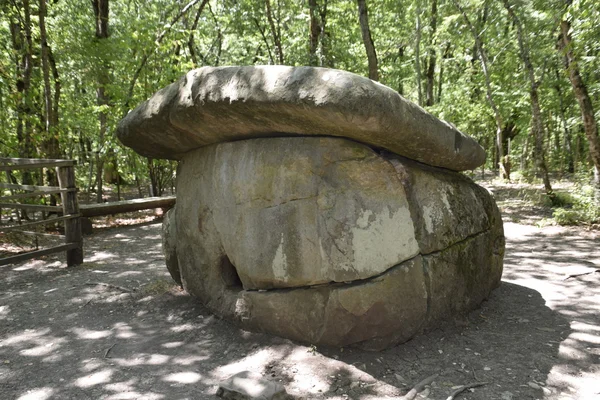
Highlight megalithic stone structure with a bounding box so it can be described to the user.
[117,66,504,350]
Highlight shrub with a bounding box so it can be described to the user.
[552,185,600,226]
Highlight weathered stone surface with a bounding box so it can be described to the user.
[117,66,485,171]
[423,229,504,325]
[177,137,419,290]
[162,208,181,286]
[160,136,504,349]
[216,371,289,400]
[238,256,427,350]
[387,154,499,254]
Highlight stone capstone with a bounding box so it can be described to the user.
[116,66,485,171]
[161,137,504,350]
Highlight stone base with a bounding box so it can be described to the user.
[162,137,504,349]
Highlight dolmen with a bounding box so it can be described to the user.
[117,66,504,350]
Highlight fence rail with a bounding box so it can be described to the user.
[0,158,83,267]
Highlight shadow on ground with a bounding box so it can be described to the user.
[0,220,598,399]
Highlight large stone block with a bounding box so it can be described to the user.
[161,137,504,349]
[178,137,419,290]
[118,66,502,349]
[116,66,485,171]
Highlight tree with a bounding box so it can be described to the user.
[503,0,553,195]
[558,5,600,192]
[308,0,321,66]
[39,0,62,204]
[425,0,437,106]
[453,0,509,180]
[357,0,379,81]
[0,0,598,208]
[265,0,284,64]
[92,0,109,203]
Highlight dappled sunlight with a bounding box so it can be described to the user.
[16,387,54,400]
[70,327,112,340]
[500,221,600,398]
[74,368,114,388]
[1,219,598,399]
[86,251,118,262]
[163,371,202,383]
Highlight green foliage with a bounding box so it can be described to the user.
[0,0,598,226]
[552,186,600,226]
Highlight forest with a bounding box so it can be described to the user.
[1,0,599,223]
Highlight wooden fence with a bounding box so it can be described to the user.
[0,157,83,267]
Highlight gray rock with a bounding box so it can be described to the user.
[216,371,289,400]
[387,155,498,254]
[239,256,427,350]
[162,208,181,286]
[117,66,485,171]
[177,137,419,290]
[161,136,504,349]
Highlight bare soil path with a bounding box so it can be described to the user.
[1,188,599,399]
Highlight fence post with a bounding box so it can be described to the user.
[56,165,83,266]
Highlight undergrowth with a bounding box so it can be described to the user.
[543,185,600,226]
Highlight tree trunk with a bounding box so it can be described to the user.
[39,0,61,205]
[503,0,552,195]
[397,45,405,95]
[453,0,509,179]
[11,0,35,198]
[554,70,574,173]
[309,0,320,66]
[437,43,451,102]
[558,18,600,190]
[188,1,208,66]
[265,0,284,64]
[414,3,423,104]
[207,2,222,66]
[357,0,379,81]
[93,0,109,203]
[425,0,437,107]
[254,18,275,64]
[319,0,330,67]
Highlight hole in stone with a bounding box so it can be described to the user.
[220,255,243,291]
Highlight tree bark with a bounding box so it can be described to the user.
[554,69,574,173]
[437,43,451,102]
[93,0,109,203]
[253,18,275,64]
[425,0,437,106]
[357,0,379,81]
[265,0,284,64]
[39,0,61,204]
[188,1,208,66]
[503,0,552,195]
[318,0,330,67]
[207,2,222,66]
[11,0,35,193]
[453,0,509,179]
[558,18,600,189]
[309,0,320,66]
[415,4,423,105]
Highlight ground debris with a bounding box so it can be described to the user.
[84,281,134,293]
[400,373,439,400]
[446,381,488,400]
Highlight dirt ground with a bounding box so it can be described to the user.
[1,182,599,400]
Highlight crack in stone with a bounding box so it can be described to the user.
[263,195,317,209]
[239,227,494,293]
[233,194,317,208]
[419,228,491,256]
